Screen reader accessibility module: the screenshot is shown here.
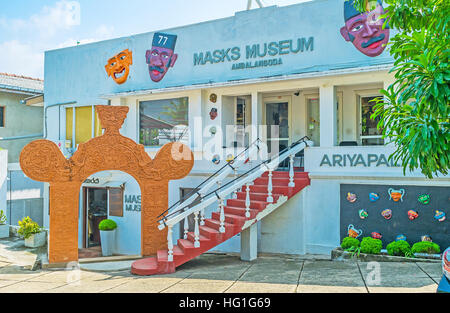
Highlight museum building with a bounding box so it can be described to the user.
[38,0,449,264]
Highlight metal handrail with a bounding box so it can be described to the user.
[156,138,263,219]
[158,136,311,229]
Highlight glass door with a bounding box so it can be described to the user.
[360,95,384,146]
[85,188,108,248]
[306,96,320,146]
[265,100,290,155]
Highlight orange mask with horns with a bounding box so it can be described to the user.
[105,49,133,85]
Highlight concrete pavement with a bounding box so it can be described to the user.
[0,252,442,293]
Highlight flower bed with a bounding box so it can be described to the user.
[332,247,441,263]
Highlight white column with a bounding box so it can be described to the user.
[241,223,258,261]
[250,91,260,145]
[319,84,337,147]
[189,90,203,152]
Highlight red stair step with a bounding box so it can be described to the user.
[178,239,195,252]
[224,206,259,219]
[204,218,235,232]
[226,198,268,210]
[261,171,309,178]
[131,257,159,276]
[236,191,282,202]
[212,212,246,226]
[199,225,221,240]
[248,185,291,195]
[187,232,211,244]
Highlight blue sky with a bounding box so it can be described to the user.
[0,0,310,79]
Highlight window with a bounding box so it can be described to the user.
[0,106,4,127]
[108,187,124,217]
[66,106,102,148]
[139,97,189,147]
[360,96,383,146]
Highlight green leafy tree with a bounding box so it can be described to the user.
[348,0,449,178]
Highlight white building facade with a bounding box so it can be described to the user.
[42,0,449,257]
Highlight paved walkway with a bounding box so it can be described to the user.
[0,253,442,293]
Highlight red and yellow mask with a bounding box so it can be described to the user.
[105,49,133,85]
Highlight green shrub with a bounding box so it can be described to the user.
[341,237,360,250]
[17,217,42,239]
[0,210,6,225]
[386,240,411,257]
[98,219,117,231]
[411,242,440,255]
[360,237,382,255]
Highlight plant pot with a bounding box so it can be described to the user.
[0,225,9,239]
[100,229,116,257]
[24,232,46,248]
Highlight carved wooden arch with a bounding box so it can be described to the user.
[20,106,194,264]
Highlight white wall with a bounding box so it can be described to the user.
[0,150,7,222]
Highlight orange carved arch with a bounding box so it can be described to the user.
[20,106,194,264]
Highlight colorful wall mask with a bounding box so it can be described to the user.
[340,0,390,57]
[347,192,357,203]
[418,194,431,205]
[381,209,392,220]
[359,209,368,219]
[408,210,419,221]
[105,49,133,85]
[388,188,405,202]
[348,224,363,238]
[209,108,218,120]
[369,192,379,202]
[212,154,220,165]
[396,234,407,241]
[435,210,446,222]
[146,32,178,82]
[210,93,217,103]
[371,231,382,240]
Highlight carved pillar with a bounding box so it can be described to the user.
[48,182,81,264]
[141,181,169,256]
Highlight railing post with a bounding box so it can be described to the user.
[219,196,225,233]
[167,225,174,262]
[183,216,189,239]
[200,208,205,226]
[289,154,295,187]
[194,211,200,248]
[232,168,238,199]
[267,168,274,203]
[245,182,251,218]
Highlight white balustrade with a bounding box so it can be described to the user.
[267,169,274,203]
[288,154,295,187]
[167,225,174,262]
[183,216,189,239]
[245,183,251,218]
[194,211,200,248]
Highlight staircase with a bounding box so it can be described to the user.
[131,170,310,276]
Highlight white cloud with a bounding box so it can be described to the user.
[0,1,114,79]
[1,1,81,37]
[30,0,81,37]
[0,41,44,78]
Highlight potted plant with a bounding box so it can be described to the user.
[18,217,46,248]
[99,219,117,257]
[0,210,8,239]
